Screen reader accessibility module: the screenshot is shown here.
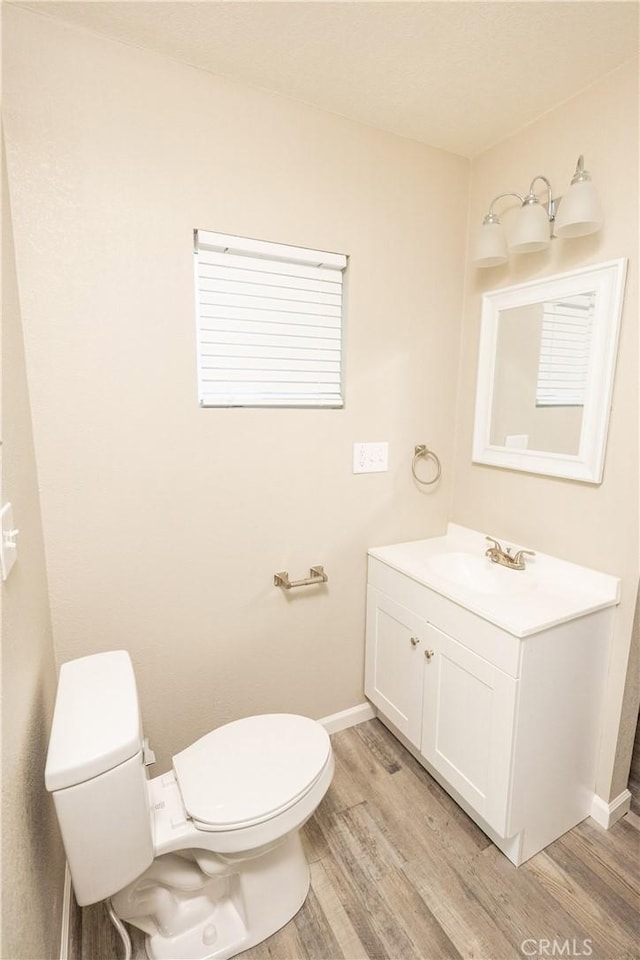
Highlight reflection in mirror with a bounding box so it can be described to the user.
[490,292,596,456]
[473,259,627,483]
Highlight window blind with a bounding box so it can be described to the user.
[536,294,594,407]
[195,230,347,408]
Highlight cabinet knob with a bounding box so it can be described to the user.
[424,649,435,660]
[410,636,420,647]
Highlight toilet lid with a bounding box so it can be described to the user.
[172,714,331,830]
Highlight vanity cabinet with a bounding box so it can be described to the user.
[364,591,426,748]
[365,536,619,866]
[366,586,517,835]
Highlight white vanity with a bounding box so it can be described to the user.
[365,524,620,865]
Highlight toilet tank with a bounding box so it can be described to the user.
[45,651,154,906]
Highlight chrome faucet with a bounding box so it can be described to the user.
[485,536,535,571]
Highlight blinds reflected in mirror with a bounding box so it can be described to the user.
[535,292,596,407]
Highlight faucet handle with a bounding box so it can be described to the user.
[485,535,503,561]
[513,548,536,565]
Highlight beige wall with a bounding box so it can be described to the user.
[3,8,468,772]
[1,147,66,957]
[454,58,640,800]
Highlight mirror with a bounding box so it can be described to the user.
[473,259,627,482]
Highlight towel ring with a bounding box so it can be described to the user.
[411,444,442,486]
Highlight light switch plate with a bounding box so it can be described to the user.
[353,442,389,473]
[1,503,19,581]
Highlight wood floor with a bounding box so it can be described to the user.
[81,720,640,960]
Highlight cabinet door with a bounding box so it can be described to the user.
[365,588,426,748]
[421,623,518,835]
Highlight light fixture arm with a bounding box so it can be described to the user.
[483,192,525,224]
[570,155,591,184]
[526,175,556,221]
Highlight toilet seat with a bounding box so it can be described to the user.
[173,714,331,831]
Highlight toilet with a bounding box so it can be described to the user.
[45,650,334,960]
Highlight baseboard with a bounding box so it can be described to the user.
[590,788,632,828]
[59,863,72,960]
[318,701,375,734]
[59,861,82,960]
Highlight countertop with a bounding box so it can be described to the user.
[368,524,620,637]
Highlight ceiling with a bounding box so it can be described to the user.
[13,1,640,157]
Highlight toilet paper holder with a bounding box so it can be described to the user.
[274,566,328,589]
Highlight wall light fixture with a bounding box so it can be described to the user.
[472,156,603,268]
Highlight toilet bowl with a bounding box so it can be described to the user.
[45,651,334,960]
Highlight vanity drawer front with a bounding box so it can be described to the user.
[368,557,521,678]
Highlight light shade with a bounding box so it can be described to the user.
[471,220,508,268]
[509,200,550,254]
[554,178,603,238]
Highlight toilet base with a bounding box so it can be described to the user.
[115,833,311,960]
[144,894,248,960]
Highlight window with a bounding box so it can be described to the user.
[535,293,595,407]
[194,230,347,407]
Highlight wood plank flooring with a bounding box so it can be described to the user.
[81,720,640,960]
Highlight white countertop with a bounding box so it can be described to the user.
[368,524,620,637]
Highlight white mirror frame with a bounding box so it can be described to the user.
[472,258,627,483]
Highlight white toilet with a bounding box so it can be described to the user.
[45,650,334,960]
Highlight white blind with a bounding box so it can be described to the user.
[195,230,347,407]
[536,294,594,407]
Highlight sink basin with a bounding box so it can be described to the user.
[369,525,620,636]
[423,552,533,596]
